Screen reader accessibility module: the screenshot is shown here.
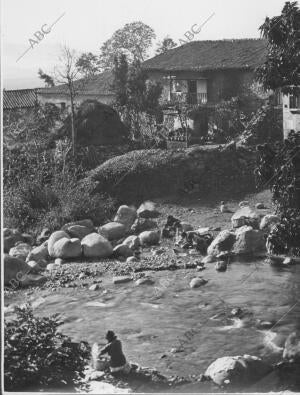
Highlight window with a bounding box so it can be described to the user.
[289,95,300,109]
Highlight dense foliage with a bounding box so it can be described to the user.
[4,306,90,391]
[256,1,300,95]
[256,132,300,255]
[112,54,162,142]
[3,105,117,234]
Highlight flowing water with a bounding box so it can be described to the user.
[5,259,300,390]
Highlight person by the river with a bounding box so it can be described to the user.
[99,330,131,374]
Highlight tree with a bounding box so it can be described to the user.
[75,52,100,77]
[256,1,300,95]
[111,54,162,140]
[38,68,55,87]
[99,21,156,70]
[155,37,177,55]
[54,45,81,156]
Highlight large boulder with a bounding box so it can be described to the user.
[9,243,32,262]
[4,254,29,286]
[283,332,300,362]
[137,201,160,219]
[81,233,113,258]
[26,243,49,263]
[98,222,126,241]
[63,100,128,146]
[233,226,266,255]
[65,224,93,240]
[260,214,280,232]
[51,237,82,259]
[114,205,137,230]
[205,355,272,387]
[48,231,70,257]
[207,230,236,257]
[4,229,24,253]
[231,207,260,229]
[139,230,160,246]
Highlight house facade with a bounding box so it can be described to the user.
[142,39,268,108]
[37,70,114,110]
[282,92,300,138]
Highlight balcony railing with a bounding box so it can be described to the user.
[170,92,208,105]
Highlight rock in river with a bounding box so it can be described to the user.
[207,230,236,257]
[205,355,272,387]
[190,277,208,288]
[232,226,266,255]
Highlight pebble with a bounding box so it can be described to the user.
[89,284,100,291]
[255,203,266,209]
[283,257,294,265]
[113,276,133,284]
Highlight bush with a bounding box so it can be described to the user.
[4,169,117,234]
[256,132,300,255]
[4,306,90,391]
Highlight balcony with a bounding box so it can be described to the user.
[170,92,208,105]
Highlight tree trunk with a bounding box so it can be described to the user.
[69,82,76,156]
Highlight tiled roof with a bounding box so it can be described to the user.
[37,70,114,96]
[142,38,268,72]
[3,89,38,109]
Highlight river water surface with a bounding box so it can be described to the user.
[5,259,300,383]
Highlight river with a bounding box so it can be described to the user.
[5,258,300,386]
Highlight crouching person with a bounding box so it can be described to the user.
[100,330,131,374]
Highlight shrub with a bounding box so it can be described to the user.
[4,305,90,391]
[4,169,117,234]
[256,132,300,255]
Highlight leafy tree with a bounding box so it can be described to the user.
[99,21,156,70]
[156,37,177,55]
[76,52,100,77]
[256,1,300,95]
[112,54,162,140]
[4,306,90,391]
[38,68,55,87]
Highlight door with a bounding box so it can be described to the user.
[187,80,197,104]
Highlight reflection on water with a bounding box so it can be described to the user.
[5,260,300,379]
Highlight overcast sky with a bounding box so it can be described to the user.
[2,0,287,89]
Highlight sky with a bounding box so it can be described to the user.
[2,0,288,89]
